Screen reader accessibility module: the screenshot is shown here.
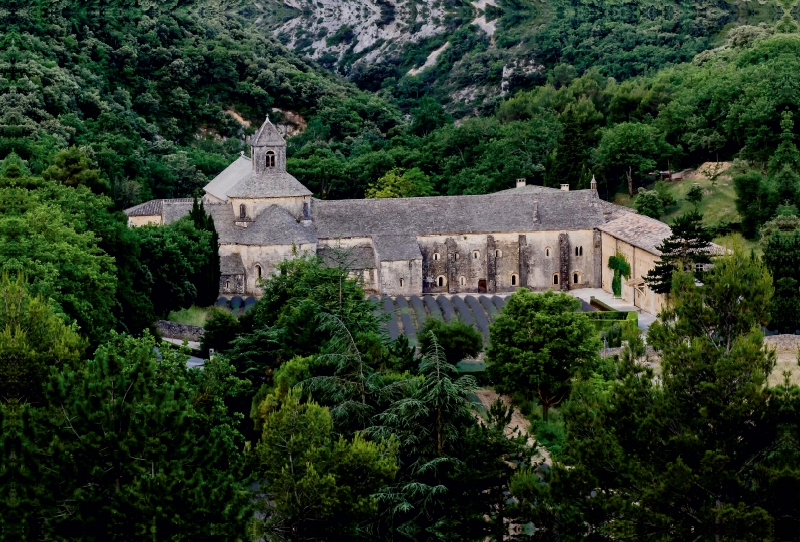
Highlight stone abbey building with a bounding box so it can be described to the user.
[125,118,673,315]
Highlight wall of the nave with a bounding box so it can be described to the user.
[219,242,317,294]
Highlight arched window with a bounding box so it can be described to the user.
[495,249,502,258]
[545,247,551,257]
[266,150,276,168]
[433,252,440,261]
[553,274,559,285]
[473,250,480,260]
[580,246,583,256]
[459,276,466,286]
[400,278,404,287]
[255,265,262,279]
[573,272,579,284]
[575,246,583,257]
[239,204,246,219]
[511,274,517,286]
[225,280,230,290]
[437,276,446,287]
[454,253,460,261]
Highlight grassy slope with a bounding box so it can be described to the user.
[614,166,759,252]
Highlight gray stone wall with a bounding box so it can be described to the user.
[156,320,205,342]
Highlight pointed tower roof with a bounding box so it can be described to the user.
[251,117,285,147]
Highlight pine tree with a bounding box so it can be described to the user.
[761,210,800,333]
[39,334,254,540]
[644,209,713,295]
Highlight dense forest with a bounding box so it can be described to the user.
[4,0,800,540]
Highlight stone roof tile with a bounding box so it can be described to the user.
[203,155,252,202]
[372,235,422,261]
[311,190,606,239]
[596,212,672,255]
[226,170,312,199]
[251,118,286,147]
[221,253,245,275]
[317,245,376,269]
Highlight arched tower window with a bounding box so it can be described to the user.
[573,272,579,284]
[473,250,480,259]
[495,249,502,258]
[433,253,440,261]
[400,278,404,287]
[255,264,262,279]
[239,204,246,219]
[437,276,446,287]
[553,273,559,285]
[545,247,551,257]
[459,276,466,286]
[266,150,276,168]
[575,246,583,257]
[511,274,517,286]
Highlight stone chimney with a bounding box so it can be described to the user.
[532,201,539,222]
[590,175,597,191]
[516,178,527,188]
[560,184,570,191]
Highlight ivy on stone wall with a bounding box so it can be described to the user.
[608,253,631,298]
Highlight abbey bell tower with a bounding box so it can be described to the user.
[251,117,287,174]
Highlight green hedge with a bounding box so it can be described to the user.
[585,310,638,338]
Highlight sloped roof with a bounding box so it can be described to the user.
[311,189,607,239]
[251,118,286,147]
[372,235,422,261]
[162,200,195,224]
[207,204,317,246]
[226,170,312,199]
[596,212,673,255]
[317,245,376,269]
[495,184,563,195]
[203,155,252,202]
[221,253,245,275]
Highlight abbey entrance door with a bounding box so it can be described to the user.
[478,279,487,293]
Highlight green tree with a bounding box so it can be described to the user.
[365,167,434,198]
[687,184,704,207]
[188,197,222,306]
[40,334,253,539]
[734,171,773,238]
[42,147,109,194]
[0,274,84,403]
[594,122,677,196]
[645,210,714,295]
[514,244,778,541]
[633,186,664,218]
[486,289,601,420]
[761,210,800,333]
[417,317,483,366]
[253,388,398,540]
[200,308,241,357]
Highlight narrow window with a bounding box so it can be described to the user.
[239,204,246,219]
[495,249,502,258]
[255,265,262,279]
[438,276,444,287]
[473,250,480,259]
[400,278,404,287]
[433,252,440,261]
[575,247,579,257]
[545,247,551,257]
[454,253,460,261]
[511,274,517,286]
[573,272,579,284]
[266,150,275,168]
[459,276,466,286]
[579,246,583,256]
[553,274,559,285]
[225,280,230,289]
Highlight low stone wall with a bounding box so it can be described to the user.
[156,320,205,342]
[765,334,800,352]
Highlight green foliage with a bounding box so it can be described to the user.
[644,210,714,295]
[608,253,631,298]
[633,186,665,218]
[761,211,800,332]
[486,289,602,420]
[42,147,109,194]
[687,183,704,206]
[0,275,84,404]
[188,198,222,307]
[514,245,782,540]
[134,217,212,318]
[253,388,398,540]
[417,317,484,366]
[365,167,434,198]
[200,308,241,357]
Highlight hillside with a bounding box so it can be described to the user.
[251,0,769,115]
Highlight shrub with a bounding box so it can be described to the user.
[418,317,483,365]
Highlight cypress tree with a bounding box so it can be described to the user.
[188,197,220,306]
[644,209,713,295]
